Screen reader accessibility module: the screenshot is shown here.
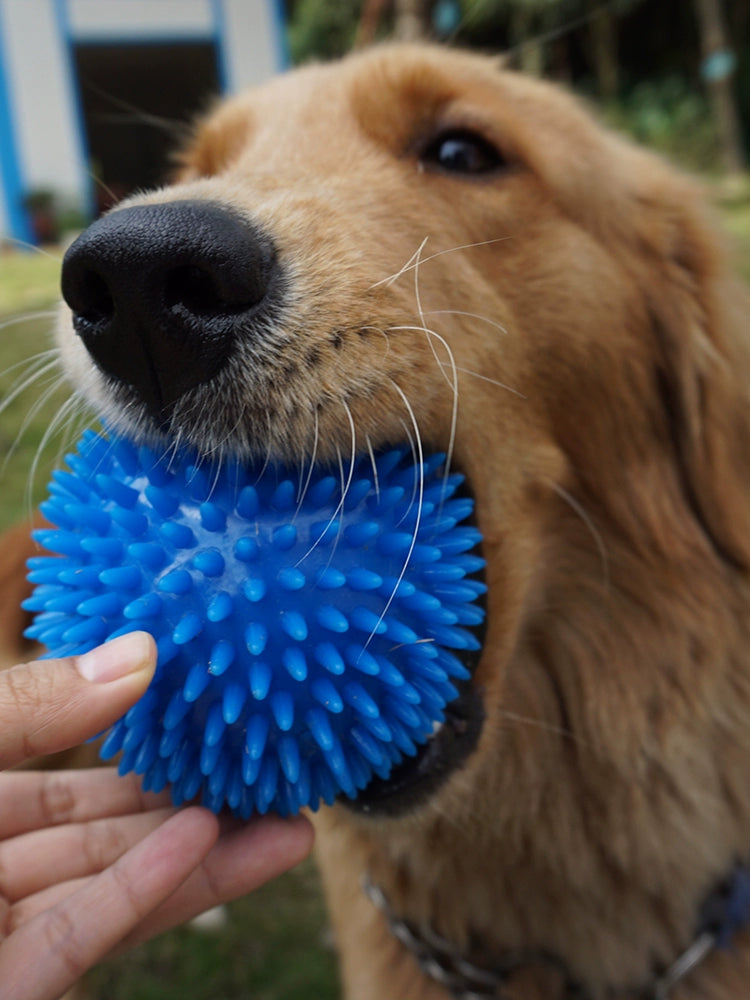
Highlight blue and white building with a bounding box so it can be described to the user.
[0,0,286,244]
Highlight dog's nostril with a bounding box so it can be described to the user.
[75,269,115,325]
[164,264,245,318]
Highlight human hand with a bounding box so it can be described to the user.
[0,632,314,1000]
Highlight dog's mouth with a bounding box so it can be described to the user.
[344,485,487,820]
[345,674,485,818]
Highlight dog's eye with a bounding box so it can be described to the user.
[419,129,505,175]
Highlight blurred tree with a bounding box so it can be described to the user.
[506,0,560,76]
[587,0,619,97]
[355,0,391,47]
[394,0,430,38]
[287,0,361,63]
[463,0,644,94]
[692,0,746,172]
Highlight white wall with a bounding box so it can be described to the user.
[2,0,89,223]
[223,0,283,93]
[0,0,284,242]
[68,0,214,40]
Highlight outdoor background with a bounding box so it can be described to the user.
[1,1,749,997]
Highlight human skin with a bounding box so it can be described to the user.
[0,631,314,1000]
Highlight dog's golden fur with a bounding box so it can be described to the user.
[4,43,750,998]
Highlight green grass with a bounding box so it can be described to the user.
[0,340,70,533]
[0,297,69,532]
[86,859,339,1000]
[0,246,62,315]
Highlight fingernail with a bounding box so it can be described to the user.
[77,632,156,683]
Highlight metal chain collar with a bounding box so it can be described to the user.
[361,876,586,1000]
[362,872,743,1000]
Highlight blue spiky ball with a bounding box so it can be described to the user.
[24,430,485,817]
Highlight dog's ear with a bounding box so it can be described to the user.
[635,182,750,569]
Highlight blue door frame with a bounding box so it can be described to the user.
[0,3,33,246]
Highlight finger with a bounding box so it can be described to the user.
[118,812,315,950]
[0,768,173,839]
[0,808,176,902]
[0,632,157,769]
[11,813,314,954]
[1,808,219,1000]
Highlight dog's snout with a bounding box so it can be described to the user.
[61,199,277,417]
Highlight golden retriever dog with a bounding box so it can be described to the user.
[3,42,750,999]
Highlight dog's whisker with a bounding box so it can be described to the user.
[164,432,184,472]
[418,323,459,493]
[0,342,58,373]
[388,321,460,504]
[86,171,121,213]
[248,411,274,486]
[1,241,62,261]
[441,363,528,400]
[398,416,418,473]
[423,309,509,337]
[0,359,54,413]
[207,451,226,501]
[334,401,358,550]
[358,325,392,356]
[0,344,59,376]
[183,449,207,492]
[360,379,424,655]
[341,400,358,512]
[0,310,58,335]
[498,710,593,749]
[318,443,346,570]
[26,396,71,496]
[372,238,428,290]
[294,400,355,568]
[548,481,610,589]
[370,237,512,290]
[43,396,93,497]
[10,371,65,457]
[387,323,458,390]
[294,406,320,516]
[0,356,62,421]
[387,234,460,489]
[80,79,190,139]
[25,389,81,515]
[137,419,185,475]
[296,453,307,500]
[3,367,68,479]
[411,239,429,345]
[395,418,420,529]
[336,446,347,507]
[365,434,381,502]
[201,399,251,494]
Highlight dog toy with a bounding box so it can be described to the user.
[24,430,485,817]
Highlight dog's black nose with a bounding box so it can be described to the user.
[61,200,277,418]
